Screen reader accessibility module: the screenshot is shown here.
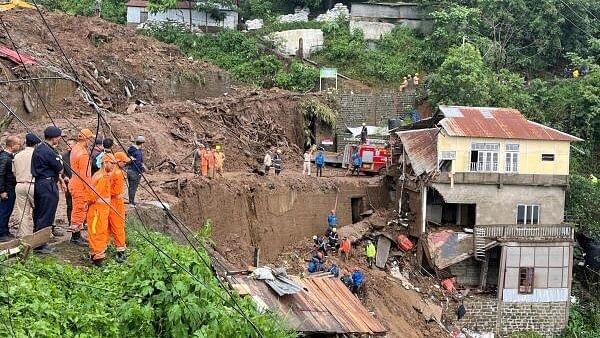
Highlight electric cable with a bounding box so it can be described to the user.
[23,5,267,335]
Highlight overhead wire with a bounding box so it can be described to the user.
[24,4,267,335]
[0,97,260,334]
[0,14,78,130]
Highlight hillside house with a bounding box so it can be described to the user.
[391,105,581,336]
[126,1,238,31]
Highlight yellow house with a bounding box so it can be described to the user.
[436,106,581,176]
[393,105,581,337]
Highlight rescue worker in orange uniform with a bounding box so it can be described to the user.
[109,152,128,263]
[206,146,215,179]
[199,144,208,177]
[86,154,115,266]
[69,128,96,246]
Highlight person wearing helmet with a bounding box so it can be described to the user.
[86,154,116,266]
[273,149,283,176]
[360,123,368,144]
[214,144,225,177]
[69,128,96,246]
[327,209,337,232]
[365,240,376,269]
[328,227,339,252]
[352,267,364,294]
[109,151,129,263]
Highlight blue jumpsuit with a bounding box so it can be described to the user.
[31,142,63,231]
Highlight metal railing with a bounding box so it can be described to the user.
[474,224,574,240]
[470,162,499,172]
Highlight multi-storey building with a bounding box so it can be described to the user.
[392,105,581,336]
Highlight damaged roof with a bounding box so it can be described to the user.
[396,128,438,176]
[438,106,582,142]
[235,275,386,335]
[423,229,497,270]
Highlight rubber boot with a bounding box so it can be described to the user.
[116,251,126,263]
[91,258,104,268]
[70,231,88,247]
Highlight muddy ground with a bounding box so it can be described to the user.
[1,10,449,338]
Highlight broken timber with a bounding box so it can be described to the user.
[0,227,51,259]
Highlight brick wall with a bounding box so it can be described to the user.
[335,91,417,151]
[448,298,569,337]
[499,302,569,337]
[451,298,498,332]
[449,258,481,286]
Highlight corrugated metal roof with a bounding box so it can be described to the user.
[237,275,387,335]
[438,106,582,141]
[397,128,438,176]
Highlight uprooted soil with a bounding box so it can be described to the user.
[0,9,230,113]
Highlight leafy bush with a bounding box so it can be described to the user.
[145,22,318,90]
[274,61,318,92]
[38,0,127,24]
[563,304,600,338]
[0,228,291,337]
[567,175,600,240]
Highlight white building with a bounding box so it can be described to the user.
[126,1,238,31]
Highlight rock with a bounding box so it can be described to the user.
[278,8,309,23]
[316,3,349,22]
[246,19,263,30]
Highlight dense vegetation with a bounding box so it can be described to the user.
[38,0,127,24]
[0,226,291,337]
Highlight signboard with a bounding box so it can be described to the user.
[319,67,338,91]
[320,67,337,78]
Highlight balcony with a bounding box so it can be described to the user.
[474,224,574,241]
[470,162,498,172]
[434,172,569,187]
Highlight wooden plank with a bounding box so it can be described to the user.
[231,283,251,296]
[319,277,368,334]
[376,235,392,268]
[22,227,51,249]
[328,278,386,334]
[307,278,363,334]
[322,277,378,334]
[0,239,19,251]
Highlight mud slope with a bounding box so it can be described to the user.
[0,9,231,116]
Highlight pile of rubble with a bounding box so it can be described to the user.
[316,3,350,22]
[245,18,263,30]
[277,8,309,23]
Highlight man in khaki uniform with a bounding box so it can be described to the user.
[12,133,40,237]
[214,145,225,177]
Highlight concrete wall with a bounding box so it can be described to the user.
[336,91,416,151]
[269,29,324,58]
[127,6,238,29]
[431,183,566,225]
[450,298,569,337]
[350,2,433,36]
[437,134,572,176]
[349,21,395,40]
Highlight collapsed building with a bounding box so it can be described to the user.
[391,105,581,336]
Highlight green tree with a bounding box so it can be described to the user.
[428,43,492,106]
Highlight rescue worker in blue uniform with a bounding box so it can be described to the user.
[31,126,66,254]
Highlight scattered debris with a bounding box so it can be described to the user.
[0,45,37,65]
[245,18,263,30]
[316,3,349,22]
[278,8,309,23]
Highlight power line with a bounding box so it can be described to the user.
[23,4,266,335]
[0,14,78,130]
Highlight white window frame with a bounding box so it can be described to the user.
[471,143,499,172]
[516,204,540,225]
[505,144,519,173]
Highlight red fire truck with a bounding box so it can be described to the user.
[343,144,390,176]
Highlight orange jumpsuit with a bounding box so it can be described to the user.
[86,168,111,261]
[108,167,126,251]
[206,150,215,178]
[200,149,208,176]
[69,142,92,232]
